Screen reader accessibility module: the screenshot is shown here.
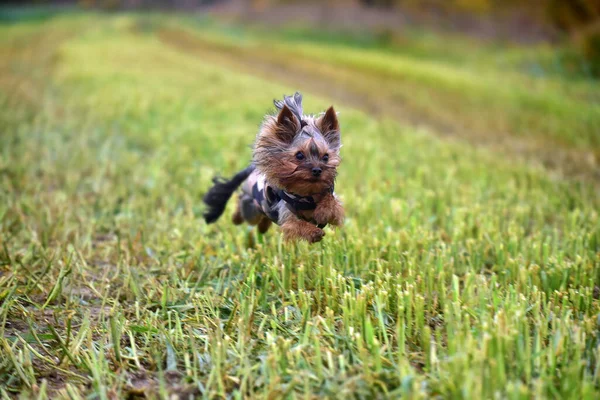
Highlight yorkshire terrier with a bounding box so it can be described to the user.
[203,92,344,243]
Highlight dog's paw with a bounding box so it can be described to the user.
[308,228,325,243]
[282,220,326,243]
[232,209,244,225]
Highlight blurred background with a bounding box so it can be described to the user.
[3,0,600,68]
[2,0,599,179]
[3,0,599,72]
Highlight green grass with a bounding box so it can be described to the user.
[1,11,600,399]
[167,15,600,150]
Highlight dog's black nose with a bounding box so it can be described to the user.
[312,167,322,177]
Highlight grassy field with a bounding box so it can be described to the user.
[1,9,600,399]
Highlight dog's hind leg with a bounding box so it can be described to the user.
[232,197,244,225]
[257,216,272,234]
[239,194,262,225]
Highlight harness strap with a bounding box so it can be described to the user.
[276,189,317,211]
[251,182,334,229]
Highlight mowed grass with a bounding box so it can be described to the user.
[1,11,600,399]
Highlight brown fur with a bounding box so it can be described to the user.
[257,217,272,234]
[281,218,325,243]
[313,193,345,226]
[232,207,243,225]
[204,93,344,244]
[254,105,340,196]
[252,100,344,243]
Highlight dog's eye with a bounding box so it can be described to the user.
[295,152,305,160]
[322,154,329,163]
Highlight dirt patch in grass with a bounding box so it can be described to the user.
[124,370,200,399]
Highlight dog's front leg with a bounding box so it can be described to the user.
[280,216,325,243]
[313,193,345,227]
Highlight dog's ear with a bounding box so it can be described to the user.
[275,104,300,143]
[318,106,341,150]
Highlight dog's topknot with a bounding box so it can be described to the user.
[273,92,304,125]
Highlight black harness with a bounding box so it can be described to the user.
[252,181,333,229]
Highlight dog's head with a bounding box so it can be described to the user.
[254,94,341,196]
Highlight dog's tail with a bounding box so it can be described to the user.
[203,165,255,224]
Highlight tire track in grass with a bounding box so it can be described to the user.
[156,26,600,186]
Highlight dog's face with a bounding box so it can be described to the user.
[254,105,341,196]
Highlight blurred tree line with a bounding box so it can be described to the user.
[15,0,599,35]
[260,0,600,75]
[545,0,600,73]
[5,0,598,73]
[357,0,600,71]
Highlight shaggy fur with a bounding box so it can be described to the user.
[203,92,344,243]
